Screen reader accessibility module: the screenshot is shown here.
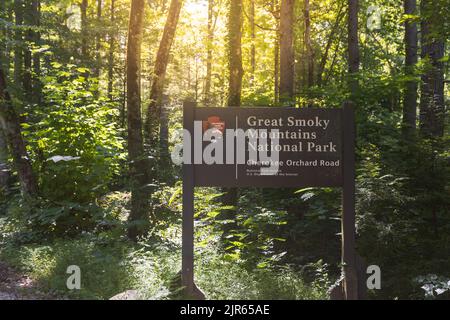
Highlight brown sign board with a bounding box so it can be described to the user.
[185,107,343,188]
[181,102,359,300]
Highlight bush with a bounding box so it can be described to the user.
[25,63,125,204]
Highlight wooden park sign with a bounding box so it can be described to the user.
[181,101,358,300]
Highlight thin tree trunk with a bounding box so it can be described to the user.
[126,0,150,240]
[304,0,313,88]
[0,67,38,197]
[144,0,183,147]
[0,128,10,190]
[31,0,41,105]
[348,0,360,98]
[272,0,280,104]
[227,0,243,107]
[250,0,256,83]
[0,0,10,72]
[80,0,88,58]
[419,0,445,138]
[14,0,24,87]
[223,0,244,231]
[274,31,280,103]
[107,0,115,99]
[402,0,418,134]
[158,95,170,177]
[324,25,345,86]
[23,0,40,104]
[279,0,294,104]
[0,2,10,191]
[23,0,33,103]
[95,0,102,80]
[204,0,214,105]
[317,3,344,86]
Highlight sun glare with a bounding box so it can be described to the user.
[183,0,207,18]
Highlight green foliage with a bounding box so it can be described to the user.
[0,236,136,299]
[196,251,329,300]
[25,63,125,203]
[356,135,450,299]
[0,0,448,301]
[0,219,329,300]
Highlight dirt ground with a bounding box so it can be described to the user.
[0,261,59,300]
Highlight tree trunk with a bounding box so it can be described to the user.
[107,0,115,100]
[23,0,33,103]
[274,31,280,104]
[204,0,214,105]
[304,0,314,88]
[279,0,294,104]
[272,0,280,104]
[144,0,183,147]
[0,68,37,197]
[402,0,418,135]
[348,0,360,98]
[126,0,150,240]
[0,128,10,191]
[317,3,344,86]
[419,0,445,138]
[0,0,11,73]
[95,0,102,80]
[158,95,170,178]
[0,2,10,191]
[324,26,345,86]
[31,0,41,105]
[23,0,41,104]
[14,0,24,87]
[227,0,244,107]
[250,0,256,83]
[80,0,88,58]
[222,0,244,232]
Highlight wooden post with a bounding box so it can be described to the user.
[182,101,195,297]
[182,101,205,299]
[341,101,358,300]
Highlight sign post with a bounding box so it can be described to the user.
[341,102,358,300]
[182,101,195,298]
[181,101,359,300]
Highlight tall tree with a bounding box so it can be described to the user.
[95,0,103,80]
[126,0,150,240]
[317,2,344,87]
[204,0,219,105]
[222,0,244,217]
[0,129,9,191]
[279,0,294,103]
[14,0,24,86]
[0,68,38,197]
[0,1,11,191]
[304,0,313,88]
[107,0,115,99]
[0,1,10,73]
[23,0,41,104]
[23,0,33,102]
[347,0,360,98]
[419,0,445,137]
[80,0,88,58]
[144,0,183,146]
[402,0,418,134]
[227,0,244,106]
[249,0,256,83]
[272,0,280,104]
[31,0,41,104]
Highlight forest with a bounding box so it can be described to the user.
[0,0,449,300]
